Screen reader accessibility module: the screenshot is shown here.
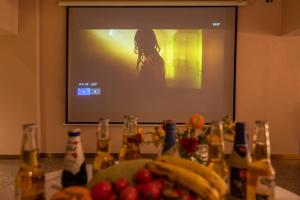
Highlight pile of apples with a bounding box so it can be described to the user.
[90,168,164,200]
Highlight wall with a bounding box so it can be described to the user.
[0,0,19,34]
[40,0,300,154]
[236,0,300,154]
[0,0,299,155]
[282,0,300,35]
[0,0,38,154]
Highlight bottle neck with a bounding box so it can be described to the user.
[97,119,109,140]
[162,121,176,154]
[209,143,224,162]
[96,138,111,153]
[66,136,84,156]
[209,122,225,161]
[21,149,40,169]
[253,122,271,161]
[21,125,40,169]
[233,123,249,158]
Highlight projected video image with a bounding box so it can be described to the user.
[84,29,203,89]
[68,6,236,123]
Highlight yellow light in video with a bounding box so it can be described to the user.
[85,29,203,89]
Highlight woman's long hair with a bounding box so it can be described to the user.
[134,29,160,71]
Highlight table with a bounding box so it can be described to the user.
[1,165,300,200]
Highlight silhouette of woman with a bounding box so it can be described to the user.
[134,29,165,87]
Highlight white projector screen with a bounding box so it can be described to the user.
[67,6,237,123]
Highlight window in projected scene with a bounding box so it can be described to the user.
[67,7,237,123]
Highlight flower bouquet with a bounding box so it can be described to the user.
[146,114,236,164]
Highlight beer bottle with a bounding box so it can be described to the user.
[61,129,87,188]
[92,118,115,175]
[118,115,129,161]
[15,124,45,200]
[247,121,275,200]
[229,122,251,200]
[161,120,178,155]
[123,116,143,160]
[207,122,229,195]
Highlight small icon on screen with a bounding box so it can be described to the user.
[77,88,91,96]
[212,22,221,27]
[90,88,101,95]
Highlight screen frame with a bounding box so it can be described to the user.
[65,5,238,125]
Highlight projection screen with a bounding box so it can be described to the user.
[67,6,237,123]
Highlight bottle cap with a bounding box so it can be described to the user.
[162,120,176,154]
[235,122,247,144]
[68,128,80,137]
[164,120,176,132]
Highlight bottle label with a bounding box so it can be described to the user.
[15,174,45,200]
[255,176,275,198]
[230,167,247,198]
[234,144,248,158]
[63,136,85,174]
[197,144,209,164]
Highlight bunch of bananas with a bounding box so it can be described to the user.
[147,155,227,200]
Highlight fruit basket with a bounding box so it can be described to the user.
[85,156,227,200]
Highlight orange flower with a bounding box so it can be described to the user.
[189,114,205,130]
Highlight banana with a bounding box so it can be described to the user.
[156,155,227,197]
[146,160,220,200]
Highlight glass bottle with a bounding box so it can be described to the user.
[161,120,178,155]
[123,116,143,160]
[247,121,275,200]
[61,129,87,188]
[118,115,129,161]
[207,122,229,194]
[92,118,115,175]
[15,124,45,200]
[229,122,251,200]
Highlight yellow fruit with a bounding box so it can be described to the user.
[156,155,227,197]
[147,160,220,200]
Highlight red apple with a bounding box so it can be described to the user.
[135,168,152,184]
[91,181,113,200]
[120,186,138,200]
[142,181,161,199]
[135,183,144,194]
[115,178,130,194]
[152,179,164,191]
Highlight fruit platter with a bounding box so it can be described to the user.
[51,156,227,200]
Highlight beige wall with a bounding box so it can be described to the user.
[0,0,299,155]
[282,0,300,35]
[0,0,38,154]
[236,0,300,154]
[0,0,19,34]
